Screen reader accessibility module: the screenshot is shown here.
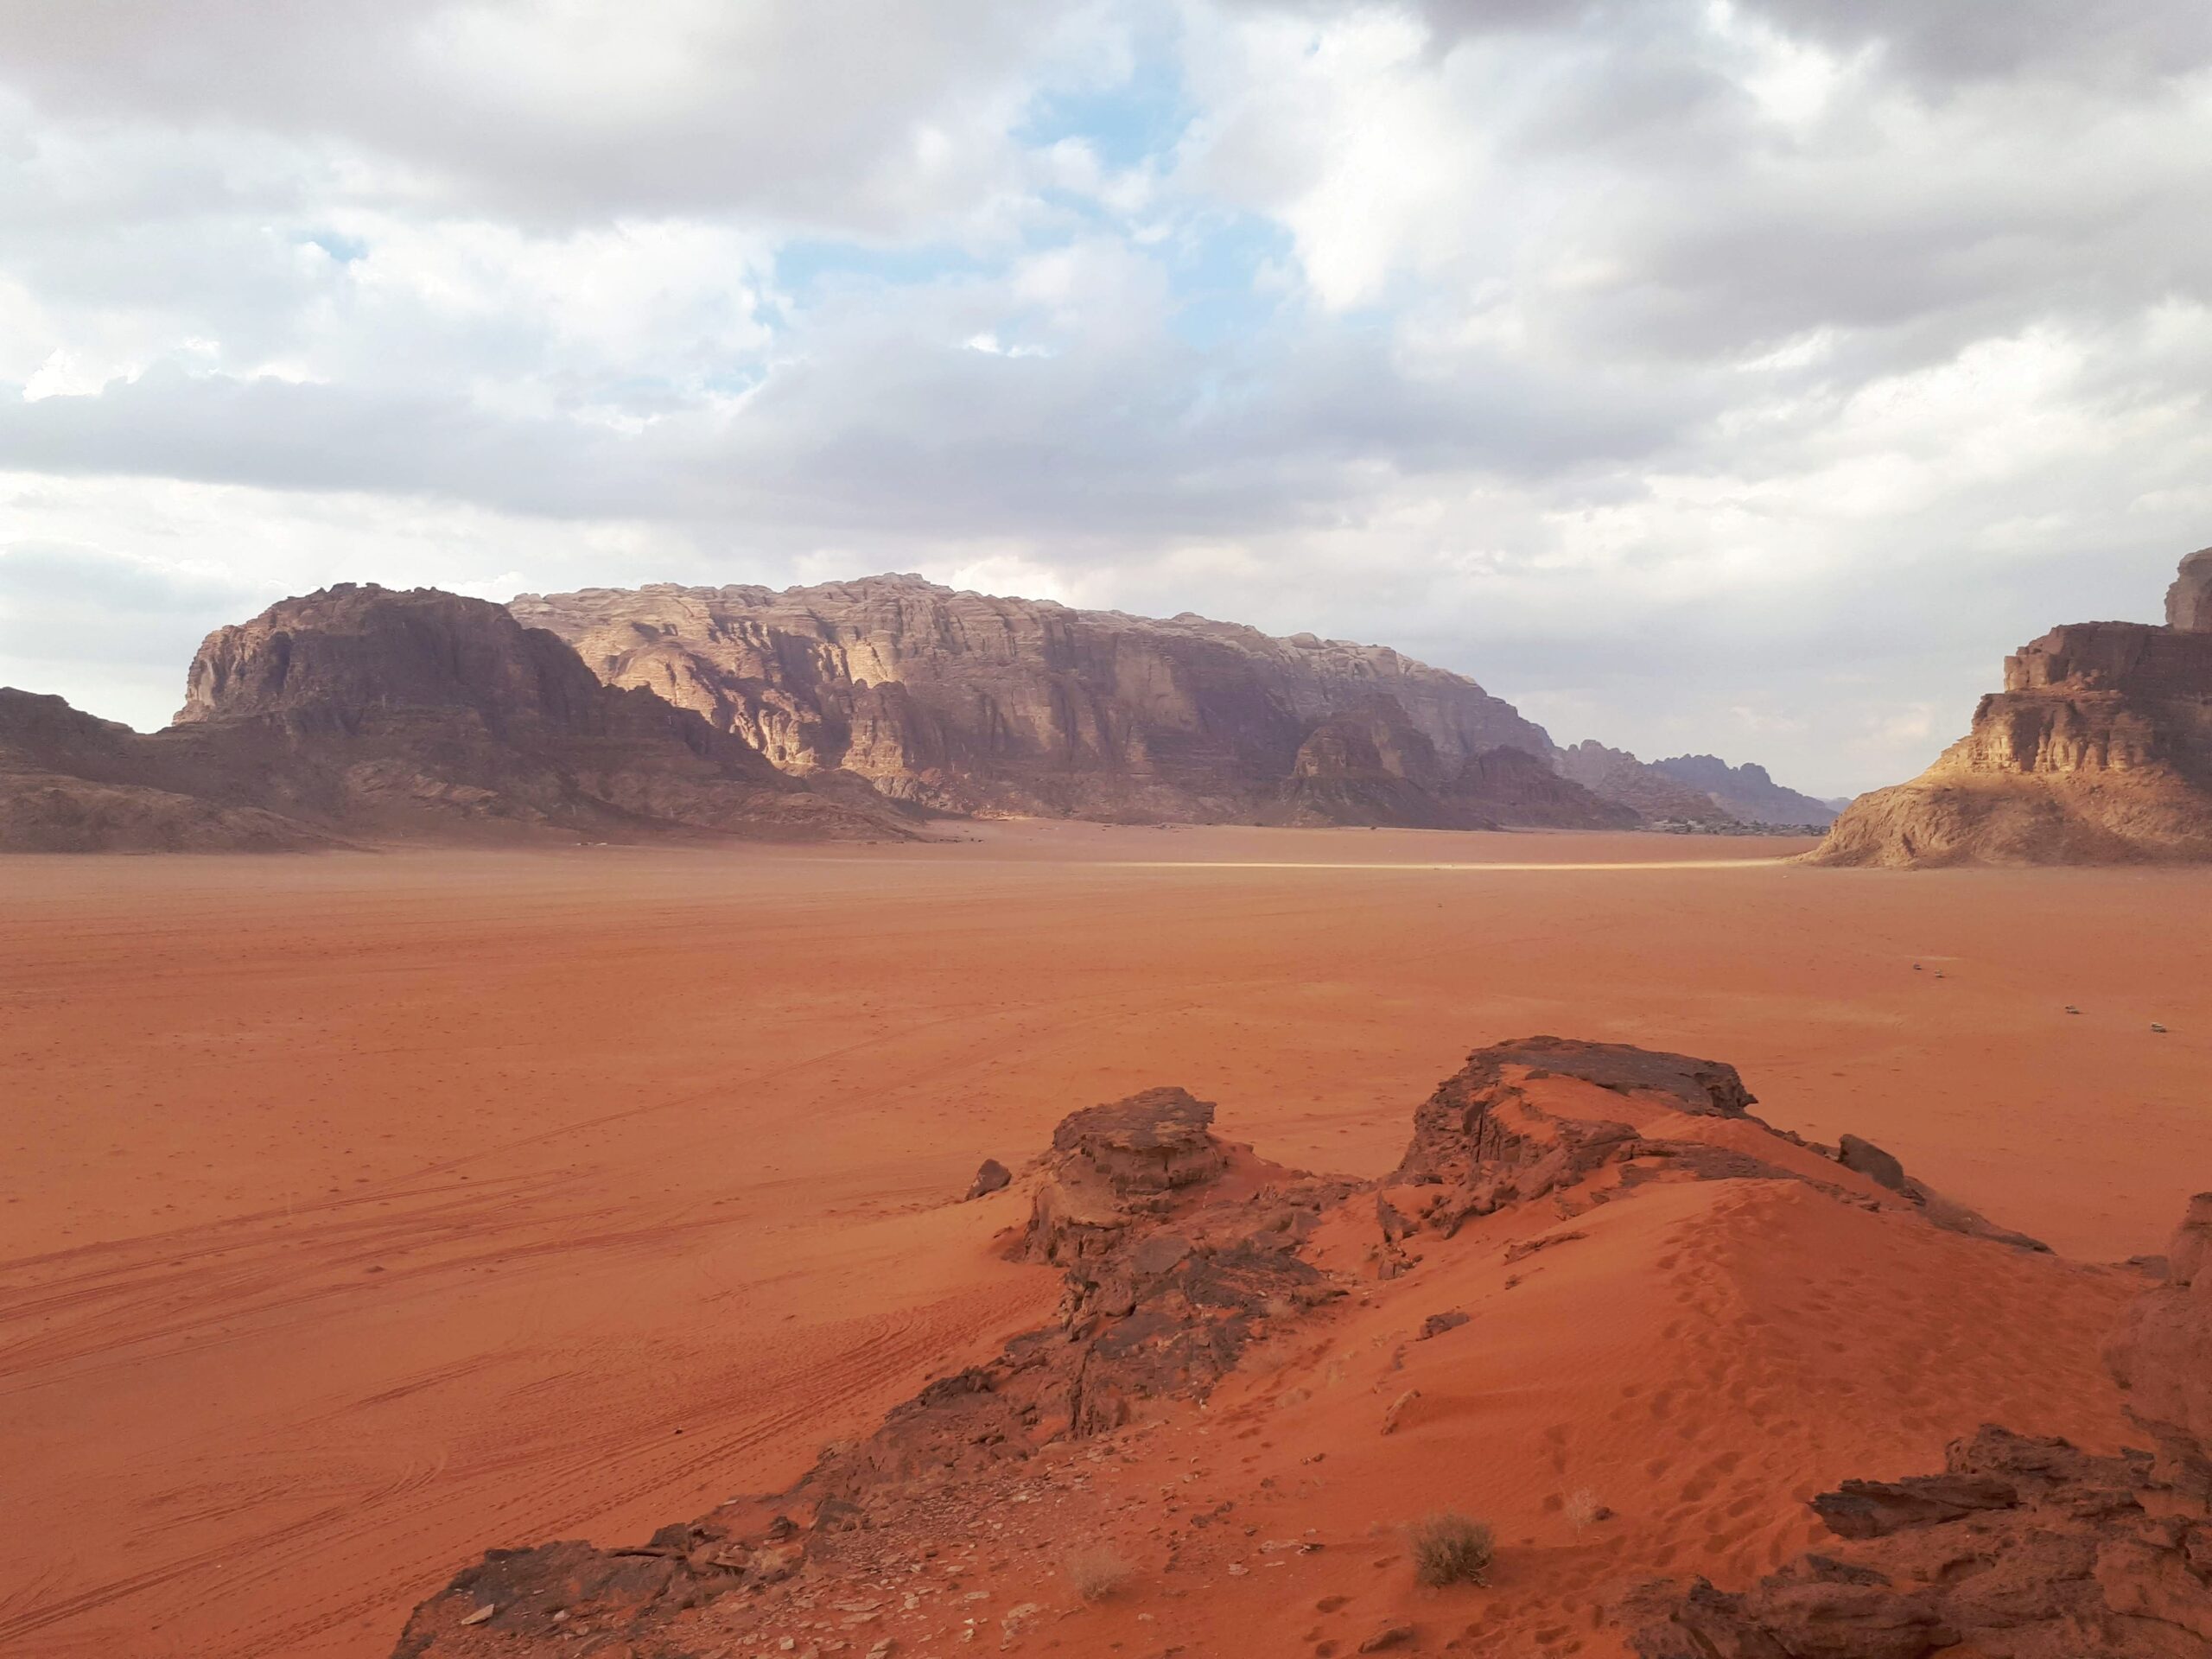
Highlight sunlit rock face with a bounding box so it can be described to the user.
[512,575,1573,825]
[1810,550,2212,867]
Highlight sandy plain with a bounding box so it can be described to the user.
[3,822,2209,1657]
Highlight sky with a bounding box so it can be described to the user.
[3,2,2210,797]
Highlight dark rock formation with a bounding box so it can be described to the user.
[963,1158,1012,1200]
[0,690,337,852]
[0,585,907,850]
[1650,753,1840,828]
[1276,698,1630,830]
[1624,1192,2212,1658]
[1814,551,2212,866]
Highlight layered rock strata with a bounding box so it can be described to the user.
[1814,550,2212,866]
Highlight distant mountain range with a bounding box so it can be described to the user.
[0,574,1840,850]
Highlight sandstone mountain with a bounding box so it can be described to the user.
[0,585,906,851]
[1649,753,1840,828]
[511,576,1761,831]
[1812,549,2212,867]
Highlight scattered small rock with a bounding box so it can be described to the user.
[1357,1623,1418,1652]
[1416,1311,1469,1340]
[1381,1389,1421,1435]
[459,1604,496,1627]
[965,1159,1012,1200]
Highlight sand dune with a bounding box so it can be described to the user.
[3,823,2208,1656]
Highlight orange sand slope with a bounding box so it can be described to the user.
[2,823,2208,1657]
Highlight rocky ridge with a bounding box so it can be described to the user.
[1649,753,1840,829]
[0,585,907,850]
[512,577,1814,832]
[385,1037,2150,1659]
[1813,549,2212,866]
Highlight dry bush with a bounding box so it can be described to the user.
[1564,1486,1603,1534]
[1408,1510,1494,1587]
[1064,1544,1131,1601]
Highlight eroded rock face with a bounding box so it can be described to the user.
[1625,1192,2212,1659]
[512,576,1589,826]
[1274,698,1630,830]
[2170,550,2212,632]
[1814,552,2212,867]
[1,586,906,850]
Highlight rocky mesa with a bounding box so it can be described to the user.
[512,576,1810,833]
[1811,549,2212,867]
[0,584,908,851]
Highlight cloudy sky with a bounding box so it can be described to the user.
[4,1,2210,795]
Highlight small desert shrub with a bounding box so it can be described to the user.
[1065,1544,1131,1602]
[1564,1487,1603,1535]
[1408,1510,1494,1588]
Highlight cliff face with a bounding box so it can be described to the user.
[1813,556,2212,867]
[510,576,1573,826]
[0,586,906,851]
[1275,697,1633,830]
[1649,753,1840,828]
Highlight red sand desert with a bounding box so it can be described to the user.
[4,823,2211,1657]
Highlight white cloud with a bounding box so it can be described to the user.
[1,0,2210,794]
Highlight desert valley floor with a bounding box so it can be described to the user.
[5,823,2211,1659]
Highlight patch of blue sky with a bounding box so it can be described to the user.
[1156,212,1299,348]
[1017,38,1190,169]
[296,229,367,264]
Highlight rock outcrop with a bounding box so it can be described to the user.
[1650,753,1840,828]
[1624,1191,2212,1658]
[514,576,1822,831]
[2170,549,2212,633]
[1813,551,2212,866]
[392,1083,1351,1656]
[0,690,338,852]
[512,576,1567,826]
[391,1038,2095,1659]
[0,585,908,850]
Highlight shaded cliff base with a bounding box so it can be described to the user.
[392,1039,2203,1659]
